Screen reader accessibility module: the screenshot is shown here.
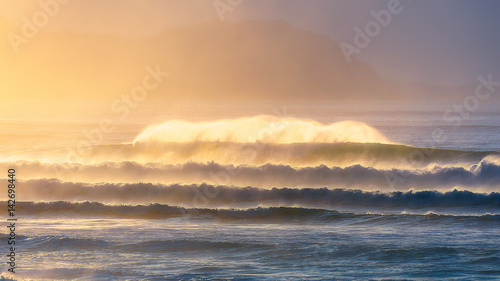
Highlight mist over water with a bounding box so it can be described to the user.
[1,100,500,280]
[133,116,393,144]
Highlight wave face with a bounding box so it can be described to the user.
[56,141,497,170]
[133,116,392,144]
[11,183,500,210]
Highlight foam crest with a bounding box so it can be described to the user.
[133,116,392,144]
[13,178,500,207]
[5,160,499,191]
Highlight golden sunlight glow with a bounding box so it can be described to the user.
[133,116,392,145]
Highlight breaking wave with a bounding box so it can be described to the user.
[73,141,496,168]
[10,180,500,209]
[133,116,392,144]
[6,159,500,191]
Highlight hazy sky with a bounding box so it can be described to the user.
[1,0,499,86]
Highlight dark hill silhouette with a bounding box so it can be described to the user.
[0,18,471,100]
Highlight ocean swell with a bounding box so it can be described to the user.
[10,201,500,221]
[7,159,500,192]
[10,183,500,209]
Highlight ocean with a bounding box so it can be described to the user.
[1,100,499,280]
